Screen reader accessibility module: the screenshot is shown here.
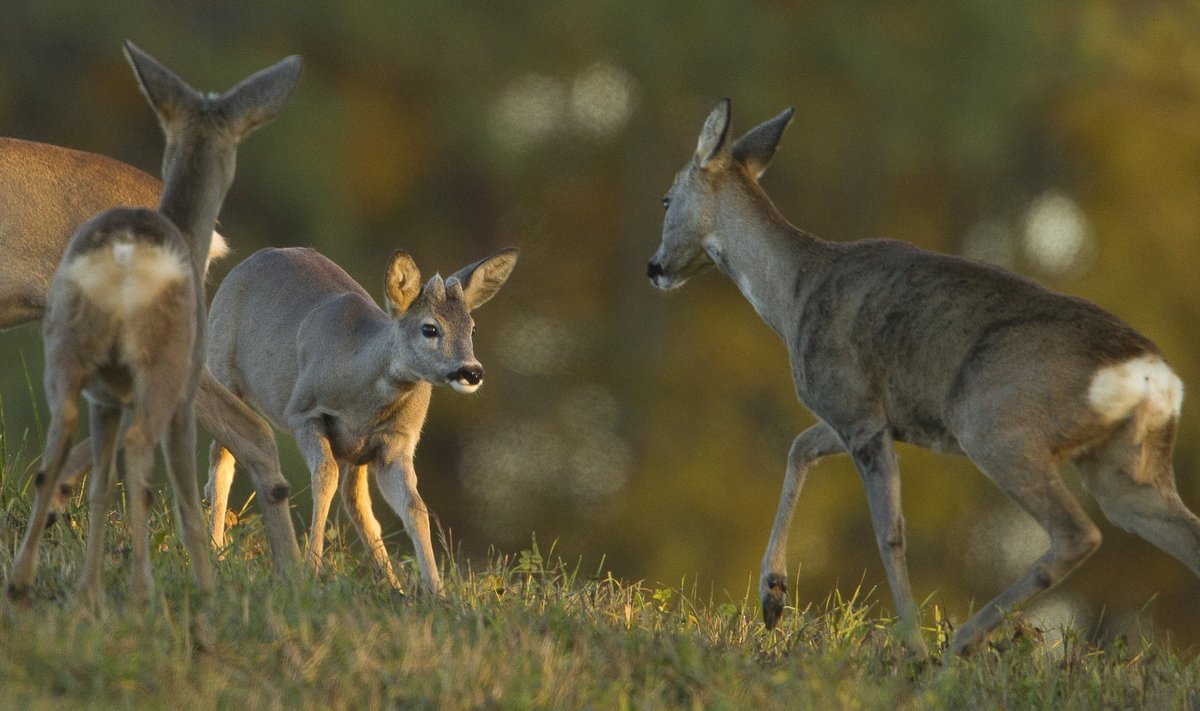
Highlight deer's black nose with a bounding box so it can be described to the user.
[450,365,484,386]
[647,260,665,279]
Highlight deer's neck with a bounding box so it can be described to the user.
[706,188,832,340]
[373,320,422,391]
[158,160,226,272]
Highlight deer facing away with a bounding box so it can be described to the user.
[646,99,1199,656]
[0,137,227,327]
[206,246,517,594]
[0,87,301,573]
[6,42,301,601]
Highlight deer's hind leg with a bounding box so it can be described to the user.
[953,433,1102,655]
[197,370,300,570]
[76,401,124,604]
[1078,418,1200,576]
[8,370,85,598]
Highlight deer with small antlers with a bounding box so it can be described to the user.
[7,42,301,601]
[205,246,517,594]
[647,99,1200,656]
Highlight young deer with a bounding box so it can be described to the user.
[206,246,517,594]
[647,99,1200,656]
[6,42,302,601]
[0,139,301,573]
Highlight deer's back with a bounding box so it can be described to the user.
[0,139,162,320]
[793,239,1158,450]
[208,247,382,424]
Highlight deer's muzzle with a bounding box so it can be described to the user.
[448,365,484,393]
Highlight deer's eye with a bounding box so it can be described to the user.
[661,196,671,210]
[421,324,439,339]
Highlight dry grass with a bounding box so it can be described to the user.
[0,461,1197,710]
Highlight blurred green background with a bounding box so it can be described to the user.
[2,1,1199,645]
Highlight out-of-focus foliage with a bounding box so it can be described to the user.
[2,1,1199,644]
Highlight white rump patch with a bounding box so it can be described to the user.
[1087,355,1184,431]
[112,242,136,268]
[207,230,230,267]
[201,230,226,275]
[64,239,189,318]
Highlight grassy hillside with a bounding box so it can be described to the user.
[1,466,1197,710]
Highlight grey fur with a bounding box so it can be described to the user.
[647,99,1200,656]
[206,246,517,594]
[7,43,302,601]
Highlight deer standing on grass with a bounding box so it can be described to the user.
[205,246,517,594]
[6,42,301,601]
[0,96,300,575]
[646,99,1200,656]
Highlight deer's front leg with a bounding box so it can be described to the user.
[760,422,844,628]
[376,453,442,596]
[291,419,341,573]
[341,463,403,590]
[205,440,237,549]
[849,429,927,658]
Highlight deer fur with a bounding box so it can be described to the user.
[6,42,302,601]
[646,98,1200,656]
[0,90,301,575]
[0,137,227,327]
[206,246,517,594]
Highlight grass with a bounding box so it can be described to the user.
[1,466,1198,709]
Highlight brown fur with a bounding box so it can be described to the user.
[7,42,302,602]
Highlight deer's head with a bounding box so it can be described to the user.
[383,248,518,393]
[648,99,794,290]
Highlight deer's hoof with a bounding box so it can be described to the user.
[6,582,29,602]
[761,573,787,629]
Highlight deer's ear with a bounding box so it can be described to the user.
[384,250,421,315]
[217,55,303,141]
[695,98,732,170]
[123,40,201,131]
[448,247,519,310]
[732,107,794,179]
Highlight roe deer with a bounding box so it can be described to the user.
[206,246,517,594]
[646,99,1199,656]
[0,137,228,327]
[0,86,301,573]
[7,42,302,600]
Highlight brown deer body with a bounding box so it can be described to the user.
[7,42,302,600]
[0,102,299,574]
